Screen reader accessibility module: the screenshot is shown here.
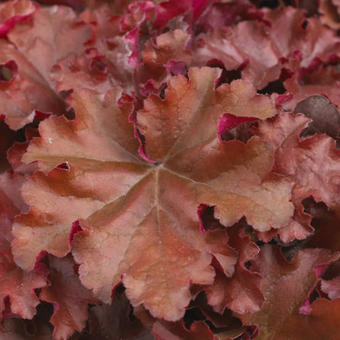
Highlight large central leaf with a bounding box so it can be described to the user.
[12,67,294,320]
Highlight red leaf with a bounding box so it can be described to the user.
[294,95,340,139]
[143,6,339,92]
[256,112,340,209]
[320,0,340,29]
[280,65,340,112]
[11,68,291,321]
[241,245,340,339]
[206,224,263,314]
[0,2,91,129]
[0,0,35,37]
[268,298,340,340]
[0,172,46,320]
[39,255,97,340]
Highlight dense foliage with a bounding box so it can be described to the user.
[0,0,340,339]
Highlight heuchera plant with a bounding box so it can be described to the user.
[0,0,340,339]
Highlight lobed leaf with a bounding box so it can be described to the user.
[12,67,296,321]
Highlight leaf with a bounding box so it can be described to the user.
[264,298,340,340]
[137,68,275,162]
[149,7,339,91]
[0,41,66,130]
[120,1,156,67]
[257,211,314,243]
[140,29,192,90]
[52,53,113,95]
[12,67,294,321]
[0,0,35,37]
[280,66,340,112]
[51,5,134,95]
[0,172,46,320]
[206,223,263,314]
[263,7,338,68]
[207,268,263,316]
[79,4,136,93]
[190,292,245,339]
[0,171,27,227]
[194,0,263,33]
[152,0,208,30]
[256,112,340,208]
[12,87,140,269]
[8,3,91,83]
[294,95,340,139]
[320,0,340,29]
[0,2,91,129]
[39,255,97,340]
[240,245,340,340]
[194,20,283,90]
